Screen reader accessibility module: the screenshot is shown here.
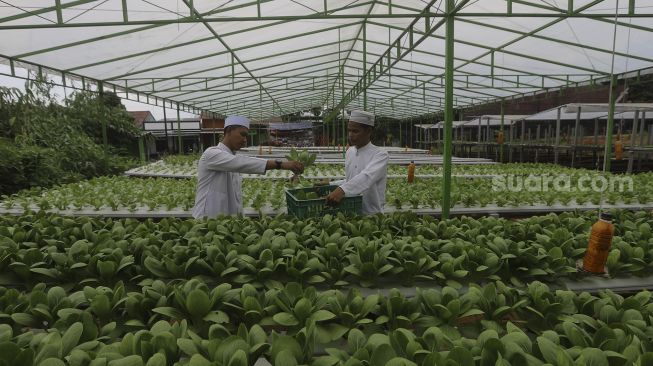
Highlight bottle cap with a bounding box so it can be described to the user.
[600,212,613,221]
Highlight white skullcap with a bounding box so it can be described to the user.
[225,115,250,129]
[349,110,375,126]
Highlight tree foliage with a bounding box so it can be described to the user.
[0,80,138,194]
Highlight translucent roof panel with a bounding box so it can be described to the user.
[0,0,651,119]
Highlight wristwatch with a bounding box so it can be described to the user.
[275,159,282,169]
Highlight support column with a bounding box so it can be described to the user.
[508,123,514,162]
[138,135,146,163]
[639,112,647,146]
[638,112,646,170]
[363,22,368,111]
[546,124,551,145]
[535,125,541,163]
[410,119,414,148]
[163,105,169,152]
[486,117,491,157]
[500,100,505,162]
[572,107,581,167]
[594,118,599,146]
[176,104,183,154]
[554,107,561,164]
[441,0,454,218]
[603,75,618,172]
[477,117,482,158]
[627,110,639,173]
[520,119,525,163]
[99,82,108,151]
[341,67,346,152]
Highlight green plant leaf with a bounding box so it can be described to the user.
[385,357,418,366]
[107,355,144,366]
[187,289,211,318]
[370,343,396,366]
[275,350,298,366]
[38,358,66,366]
[273,312,299,326]
[11,313,36,326]
[152,307,184,320]
[62,322,84,356]
[145,353,166,366]
[579,348,609,366]
[311,310,336,322]
[447,346,474,365]
[188,354,212,366]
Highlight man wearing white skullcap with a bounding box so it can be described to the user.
[193,115,304,218]
[326,110,389,214]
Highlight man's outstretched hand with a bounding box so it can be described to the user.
[325,187,345,206]
[283,161,304,174]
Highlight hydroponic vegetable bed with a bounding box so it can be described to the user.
[3,170,653,217]
[1,211,653,365]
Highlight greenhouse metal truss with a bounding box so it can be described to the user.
[0,0,651,121]
[1,0,651,217]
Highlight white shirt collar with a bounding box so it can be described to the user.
[218,142,235,155]
[355,142,372,155]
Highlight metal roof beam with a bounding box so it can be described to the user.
[324,0,472,123]
[458,17,653,64]
[105,22,360,81]
[0,0,97,24]
[323,1,377,111]
[11,1,279,59]
[369,0,613,112]
[2,13,652,30]
[129,43,354,95]
[0,53,208,116]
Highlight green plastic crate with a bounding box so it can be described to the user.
[285,185,362,218]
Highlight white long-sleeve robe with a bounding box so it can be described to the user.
[192,143,267,218]
[338,143,389,214]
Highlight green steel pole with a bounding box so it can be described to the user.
[363,22,368,111]
[177,104,183,154]
[442,0,454,218]
[163,105,169,152]
[603,74,618,172]
[98,81,108,152]
[500,99,505,162]
[342,65,346,153]
[138,135,146,163]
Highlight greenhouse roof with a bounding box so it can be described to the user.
[565,103,653,113]
[599,111,653,120]
[525,105,610,121]
[0,0,651,121]
[468,115,529,126]
[434,120,470,128]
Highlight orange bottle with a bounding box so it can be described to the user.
[582,212,615,274]
[614,137,623,161]
[258,145,263,155]
[497,131,505,145]
[407,161,416,183]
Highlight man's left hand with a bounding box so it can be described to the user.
[325,187,345,206]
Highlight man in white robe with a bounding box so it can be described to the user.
[192,116,304,218]
[326,110,389,214]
